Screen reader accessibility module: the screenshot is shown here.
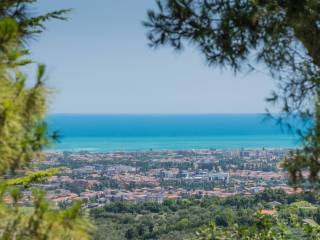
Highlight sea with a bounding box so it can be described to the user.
[47,114,304,152]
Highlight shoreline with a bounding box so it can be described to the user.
[45,147,297,154]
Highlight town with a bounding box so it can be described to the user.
[24,149,299,209]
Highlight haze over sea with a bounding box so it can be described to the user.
[47,114,302,152]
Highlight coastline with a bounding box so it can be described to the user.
[45,147,297,154]
[48,135,300,153]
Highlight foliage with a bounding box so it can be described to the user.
[195,215,291,240]
[4,168,61,187]
[0,188,91,240]
[284,99,320,188]
[91,190,320,240]
[0,0,70,42]
[0,2,61,174]
[144,0,320,185]
[0,1,90,239]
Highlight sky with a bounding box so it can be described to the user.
[28,0,277,114]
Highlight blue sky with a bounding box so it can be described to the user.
[28,0,277,114]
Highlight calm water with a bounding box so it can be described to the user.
[47,114,302,152]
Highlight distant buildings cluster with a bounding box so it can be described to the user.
[9,148,300,208]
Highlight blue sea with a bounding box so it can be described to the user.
[47,114,303,152]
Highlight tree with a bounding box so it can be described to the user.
[195,214,292,240]
[0,0,69,174]
[125,228,136,240]
[0,1,90,239]
[144,0,320,185]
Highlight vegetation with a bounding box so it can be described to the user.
[91,190,320,240]
[2,1,320,239]
[144,0,320,185]
[0,1,90,239]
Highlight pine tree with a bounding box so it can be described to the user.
[0,1,91,239]
[144,0,320,185]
